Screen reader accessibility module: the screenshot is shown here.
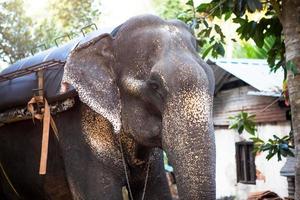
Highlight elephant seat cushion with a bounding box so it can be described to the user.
[0,27,119,112]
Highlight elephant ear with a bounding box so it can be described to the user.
[63,34,121,134]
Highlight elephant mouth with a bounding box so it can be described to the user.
[136,128,162,148]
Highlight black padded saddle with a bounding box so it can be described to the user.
[0,26,119,111]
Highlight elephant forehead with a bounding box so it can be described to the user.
[144,24,189,46]
[117,23,191,51]
[116,25,195,78]
[159,24,181,35]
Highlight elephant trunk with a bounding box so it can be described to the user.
[162,89,216,199]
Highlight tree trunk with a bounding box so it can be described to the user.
[282,1,300,199]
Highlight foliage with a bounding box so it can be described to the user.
[229,111,256,135]
[232,36,274,59]
[0,0,34,63]
[177,0,227,58]
[0,0,101,65]
[49,0,101,32]
[31,19,60,52]
[154,0,271,60]
[153,0,185,20]
[229,111,294,161]
[251,135,294,161]
[177,0,298,79]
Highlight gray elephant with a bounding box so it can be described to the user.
[0,15,215,199]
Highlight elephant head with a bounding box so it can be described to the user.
[63,15,215,199]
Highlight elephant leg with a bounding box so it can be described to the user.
[55,102,124,200]
[60,137,124,200]
[66,165,123,200]
[130,149,172,200]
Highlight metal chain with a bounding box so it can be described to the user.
[141,158,151,200]
[118,135,151,200]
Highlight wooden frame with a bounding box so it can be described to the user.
[0,60,65,83]
[235,141,256,184]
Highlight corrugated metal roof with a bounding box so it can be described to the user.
[209,58,284,96]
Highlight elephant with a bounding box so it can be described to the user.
[0,14,215,199]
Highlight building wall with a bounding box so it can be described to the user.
[213,86,288,126]
[215,122,290,199]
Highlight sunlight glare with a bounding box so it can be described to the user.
[24,0,49,19]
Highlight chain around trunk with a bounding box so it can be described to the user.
[118,135,151,200]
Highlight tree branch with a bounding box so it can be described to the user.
[270,0,283,22]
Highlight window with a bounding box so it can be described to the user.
[236,141,256,184]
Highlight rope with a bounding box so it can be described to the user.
[255,97,281,115]
[0,161,20,198]
[118,135,151,200]
[27,96,59,175]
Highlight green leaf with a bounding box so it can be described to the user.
[248,21,257,38]
[266,150,277,160]
[214,42,225,57]
[286,149,295,157]
[246,0,262,12]
[244,124,255,135]
[201,44,214,58]
[282,135,290,140]
[253,28,264,48]
[199,27,212,38]
[203,19,209,28]
[241,111,248,119]
[234,0,247,17]
[261,144,271,151]
[233,17,246,25]
[214,24,222,35]
[205,27,212,37]
[250,137,264,144]
[229,123,238,129]
[196,39,206,47]
[273,135,280,140]
[186,0,194,6]
[228,111,256,135]
[224,11,232,21]
[196,3,210,13]
[277,151,282,161]
[237,124,244,134]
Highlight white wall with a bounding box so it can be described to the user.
[215,122,290,199]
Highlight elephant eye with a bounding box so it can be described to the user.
[146,73,168,104]
[148,81,159,90]
[147,80,165,102]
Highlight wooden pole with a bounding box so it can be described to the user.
[37,70,44,97]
